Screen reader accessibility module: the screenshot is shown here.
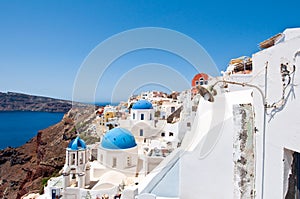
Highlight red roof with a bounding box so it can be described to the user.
[191,73,209,87]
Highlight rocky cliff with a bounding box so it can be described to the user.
[0,107,96,199]
[0,92,72,112]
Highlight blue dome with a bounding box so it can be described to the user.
[101,128,137,150]
[68,136,87,150]
[132,100,153,109]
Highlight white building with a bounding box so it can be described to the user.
[135,28,300,199]
[140,91,168,102]
[159,101,181,120]
[131,100,155,126]
[130,100,157,142]
[251,28,300,198]
[61,137,91,197]
[44,136,137,199]
[98,127,138,170]
[39,28,300,199]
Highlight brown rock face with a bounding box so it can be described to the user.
[0,92,72,112]
[0,110,79,199]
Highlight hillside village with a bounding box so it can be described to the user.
[17,27,300,199]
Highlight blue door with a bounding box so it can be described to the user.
[51,189,56,199]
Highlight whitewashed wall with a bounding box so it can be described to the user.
[252,29,300,198]
[179,90,253,199]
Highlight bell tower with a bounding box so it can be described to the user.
[62,136,90,189]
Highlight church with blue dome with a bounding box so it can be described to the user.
[67,136,87,150]
[101,127,137,150]
[45,93,182,199]
[62,136,91,190]
[130,99,156,140]
[132,99,153,109]
[131,100,154,123]
[98,127,138,170]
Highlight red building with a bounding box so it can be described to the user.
[191,73,210,95]
[191,73,209,87]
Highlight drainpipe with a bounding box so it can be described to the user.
[261,62,268,199]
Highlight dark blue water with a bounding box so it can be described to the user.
[0,112,64,149]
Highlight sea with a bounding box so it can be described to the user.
[0,102,119,150]
[0,111,65,150]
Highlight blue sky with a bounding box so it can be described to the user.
[0,0,300,102]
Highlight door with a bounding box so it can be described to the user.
[296,152,300,198]
[285,152,300,199]
[51,189,56,199]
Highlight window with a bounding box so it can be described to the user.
[199,77,204,85]
[140,129,144,136]
[161,132,165,137]
[171,107,175,113]
[133,113,135,120]
[100,154,103,163]
[150,113,152,120]
[71,153,75,165]
[169,132,174,136]
[141,113,144,120]
[187,122,191,127]
[80,153,83,164]
[195,81,199,85]
[112,157,117,168]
